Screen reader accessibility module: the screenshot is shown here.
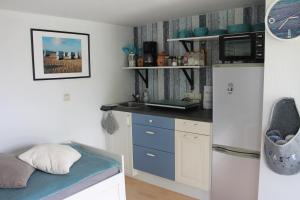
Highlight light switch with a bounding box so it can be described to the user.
[64,93,71,101]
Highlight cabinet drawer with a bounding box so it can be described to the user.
[175,119,212,135]
[133,124,174,153]
[132,113,174,130]
[133,145,175,180]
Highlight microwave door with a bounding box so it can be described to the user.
[220,33,256,62]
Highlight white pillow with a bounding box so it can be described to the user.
[18,144,81,175]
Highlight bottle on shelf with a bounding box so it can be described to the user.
[199,43,207,66]
[128,53,136,67]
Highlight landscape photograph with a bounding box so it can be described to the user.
[42,36,82,74]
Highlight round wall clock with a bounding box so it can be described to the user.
[266,0,300,40]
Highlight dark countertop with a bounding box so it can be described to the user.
[110,104,212,122]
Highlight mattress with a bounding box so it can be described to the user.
[0,144,120,200]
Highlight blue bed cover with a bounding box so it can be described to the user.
[0,144,120,200]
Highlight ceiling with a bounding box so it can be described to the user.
[0,0,264,26]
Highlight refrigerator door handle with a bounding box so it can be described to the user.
[213,145,260,159]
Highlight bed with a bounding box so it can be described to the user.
[0,142,126,200]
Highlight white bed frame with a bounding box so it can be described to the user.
[63,142,126,200]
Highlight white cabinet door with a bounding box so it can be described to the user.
[175,131,210,191]
[105,111,134,176]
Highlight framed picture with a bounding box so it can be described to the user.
[31,29,91,80]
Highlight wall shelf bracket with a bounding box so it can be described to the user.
[181,68,194,90]
[136,69,149,88]
[180,40,194,52]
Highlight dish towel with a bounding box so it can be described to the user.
[101,111,119,135]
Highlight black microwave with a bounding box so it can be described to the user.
[219,32,264,63]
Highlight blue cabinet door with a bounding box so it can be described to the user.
[132,124,174,153]
[133,145,175,180]
[132,113,174,130]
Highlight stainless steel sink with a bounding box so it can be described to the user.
[118,102,143,108]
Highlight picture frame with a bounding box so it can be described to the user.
[31,29,91,80]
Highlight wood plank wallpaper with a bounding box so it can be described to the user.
[133,5,265,101]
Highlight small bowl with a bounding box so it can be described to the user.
[208,29,227,36]
[227,24,251,34]
[178,30,189,38]
[193,27,208,37]
[252,23,265,32]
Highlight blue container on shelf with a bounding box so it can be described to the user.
[208,29,227,36]
[193,27,208,37]
[178,30,193,38]
[173,31,179,39]
[227,24,251,34]
[178,30,187,38]
[252,23,265,32]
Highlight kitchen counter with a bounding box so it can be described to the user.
[110,104,212,122]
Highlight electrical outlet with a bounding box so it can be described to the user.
[64,93,71,101]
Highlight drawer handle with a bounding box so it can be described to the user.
[184,134,199,140]
[145,131,156,135]
[146,153,156,157]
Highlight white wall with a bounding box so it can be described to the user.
[0,10,133,153]
[258,0,300,199]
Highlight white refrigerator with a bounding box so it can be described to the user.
[212,63,264,200]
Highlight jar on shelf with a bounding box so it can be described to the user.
[172,57,178,66]
[194,51,200,66]
[157,52,167,66]
[137,56,144,67]
[165,56,169,66]
[183,53,189,66]
[188,52,195,66]
[168,57,173,66]
[177,56,183,66]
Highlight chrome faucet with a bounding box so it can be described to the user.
[132,94,140,103]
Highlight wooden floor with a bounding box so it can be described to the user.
[125,176,197,200]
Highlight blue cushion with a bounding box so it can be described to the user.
[0,144,120,200]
